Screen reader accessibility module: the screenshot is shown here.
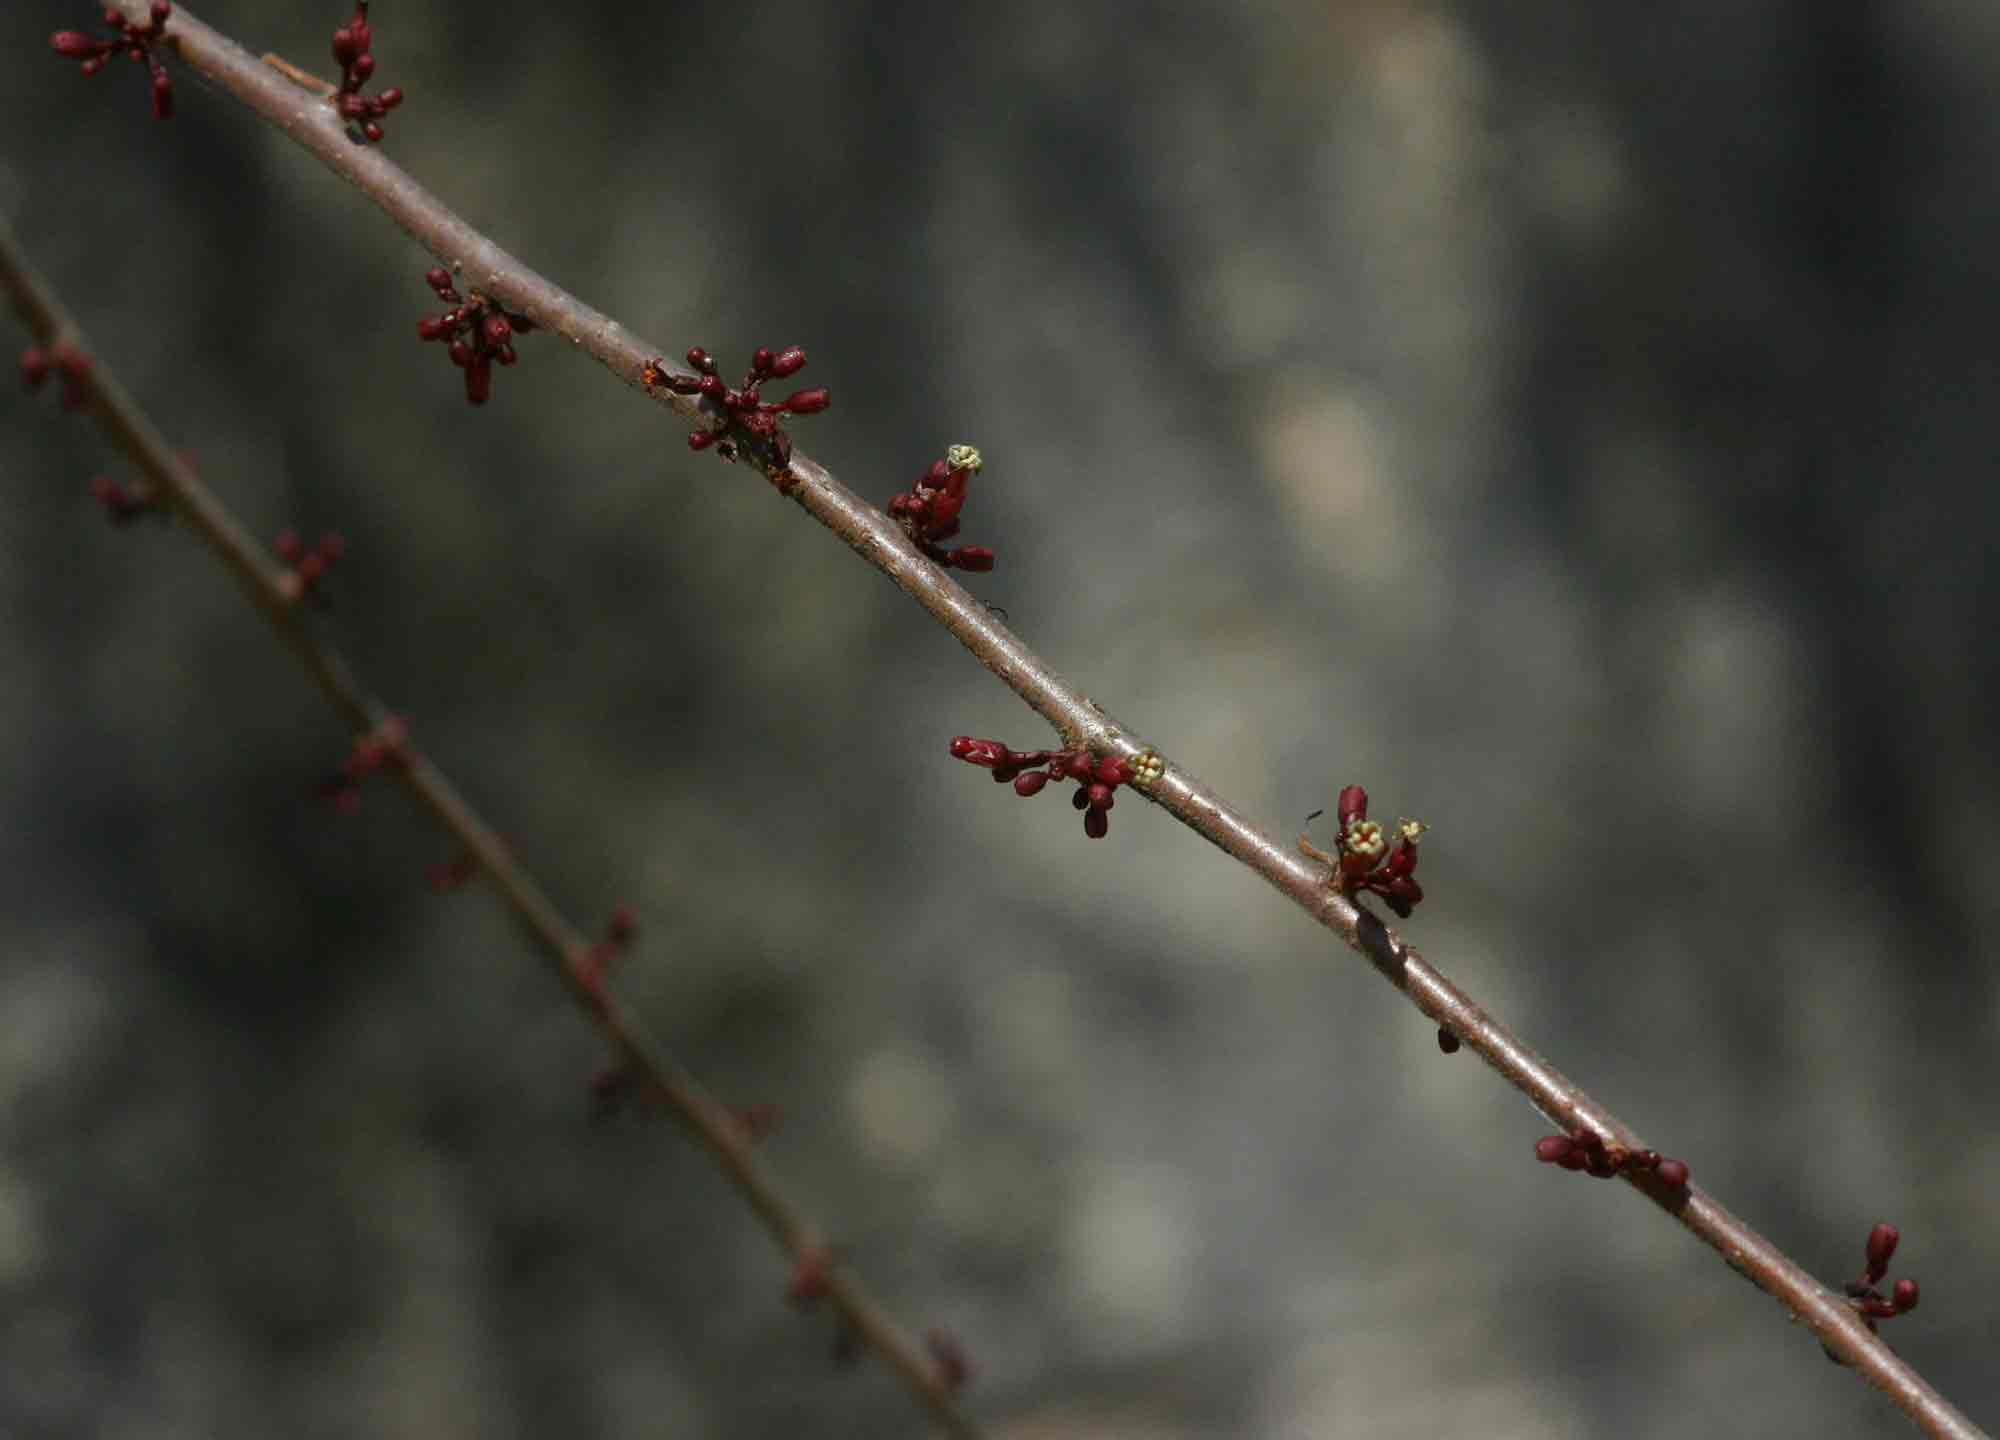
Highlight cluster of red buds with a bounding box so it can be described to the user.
[330,3,402,144]
[426,849,479,894]
[948,738,1161,839]
[415,267,533,406]
[1842,1222,1920,1333]
[789,1243,973,1388]
[274,528,345,602]
[642,345,829,489]
[22,343,94,410]
[88,472,161,525]
[1533,1128,1690,1190]
[572,905,637,1014]
[50,3,174,119]
[1298,784,1425,918]
[317,714,409,814]
[888,445,994,572]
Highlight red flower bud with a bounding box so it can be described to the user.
[1534,1136,1574,1164]
[1865,1223,1899,1283]
[949,736,1010,769]
[1655,1158,1690,1189]
[1083,807,1109,839]
[949,547,995,572]
[51,32,97,57]
[780,387,830,414]
[1013,771,1050,797]
[766,345,808,378]
[1336,784,1369,829]
[1891,1278,1919,1313]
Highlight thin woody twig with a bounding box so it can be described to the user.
[0,219,982,1440]
[51,5,1995,1437]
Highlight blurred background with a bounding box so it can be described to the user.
[5,1,1997,1435]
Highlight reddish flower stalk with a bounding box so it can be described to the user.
[642,344,827,490]
[888,446,995,571]
[416,266,534,405]
[51,2,175,119]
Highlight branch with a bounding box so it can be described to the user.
[0,219,982,1440]
[58,5,1993,1436]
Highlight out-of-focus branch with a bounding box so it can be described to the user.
[61,5,1996,1437]
[0,220,983,1440]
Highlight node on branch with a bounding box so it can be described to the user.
[22,342,94,410]
[642,344,827,491]
[330,2,403,144]
[948,737,1150,839]
[274,528,345,604]
[888,445,996,572]
[1841,1221,1921,1335]
[1299,783,1426,918]
[316,714,408,814]
[416,267,534,406]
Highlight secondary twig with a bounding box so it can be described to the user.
[57,5,1995,1437]
[0,218,983,1440]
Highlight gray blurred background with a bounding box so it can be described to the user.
[5,1,1997,1435]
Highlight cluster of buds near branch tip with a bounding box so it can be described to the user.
[22,343,93,410]
[1533,1128,1691,1190]
[949,739,1161,839]
[642,345,829,489]
[1842,1222,1920,1335]
[317,714,409,814]
[330,2,402,144]
[51,3,175,120]
[1299,784,1425,918]
[888,445,994,571]
[416,267,533,406]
